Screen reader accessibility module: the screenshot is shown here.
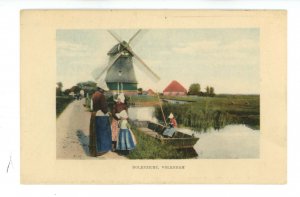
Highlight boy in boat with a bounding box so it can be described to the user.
[163,113,177,137]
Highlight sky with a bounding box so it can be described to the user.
[56,28,259,94]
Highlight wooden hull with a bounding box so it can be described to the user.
[130,120,199,149]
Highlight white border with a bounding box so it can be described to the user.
[0,0,299,196]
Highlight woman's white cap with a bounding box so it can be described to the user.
[117,93,125,103]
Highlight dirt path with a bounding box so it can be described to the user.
[56,99,126,160]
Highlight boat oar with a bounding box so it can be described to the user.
[156,92,167,126]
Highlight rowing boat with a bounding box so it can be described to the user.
[130,120,199,149]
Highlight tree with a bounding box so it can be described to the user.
[137,88,143,95]
[56,82,63,96]
[209,87,215,96]
[77,81,97,96]
[77,81,97,88]
[188,83,200,95]
[71,86,80,94]
[205,86,210,95]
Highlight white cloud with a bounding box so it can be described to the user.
[172,40,220,54]
[57,41,89,53]
[171,38,258,55]
[170,38,259,67]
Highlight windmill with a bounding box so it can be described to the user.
[93,30,160,95]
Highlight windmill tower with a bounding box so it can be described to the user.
[94,30,160,95]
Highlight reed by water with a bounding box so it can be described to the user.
[155,95,260,131]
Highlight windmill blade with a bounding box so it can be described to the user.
[130,50,160,82]
[92,53,122,80]
[107,30,123,43]
[128,29,142,45]
[97,78,110,91]
[128,30,148,48]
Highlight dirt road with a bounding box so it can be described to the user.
[56,99,126,160]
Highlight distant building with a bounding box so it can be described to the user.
[147,89,156,96]
[163,80,187,96]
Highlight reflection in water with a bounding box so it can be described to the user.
[178,126,260,159]
[128,107,158,123]
[129,107,260,159]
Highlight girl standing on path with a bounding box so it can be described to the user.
[111,93,127,151]
[116,110,136,155]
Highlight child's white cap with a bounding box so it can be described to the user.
[168,113,174,119]
[116,110,128,119]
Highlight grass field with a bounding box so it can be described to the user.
[126,95,160,107]
[155,95,260,131]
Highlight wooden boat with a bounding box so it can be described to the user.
[130,120,199,149]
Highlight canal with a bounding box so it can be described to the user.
[128,106,260,159]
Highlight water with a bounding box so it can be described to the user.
[162,99,190,104]
[128,106,158,122]
[178,126,260,159]
[129,107,260,159]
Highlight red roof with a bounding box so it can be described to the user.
[147,89,155,94]
[163,80,187,93]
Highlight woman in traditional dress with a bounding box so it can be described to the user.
[111,93,127,151]
[89,87,112,156]
[115,110,136,155]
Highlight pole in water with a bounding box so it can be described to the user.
[156,91,167,126]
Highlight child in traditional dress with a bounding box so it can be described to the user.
[115,110,136,155]
[111,93,127,151]
[163,113,177,137]
[168,113,177,128]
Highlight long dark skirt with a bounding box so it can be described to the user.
[89,113,112,156]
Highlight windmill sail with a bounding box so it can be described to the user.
[108,30,160,82]
[128,29,142,44]
[92,53,122,81]
[96,29,160,94]
[125,46,160,82]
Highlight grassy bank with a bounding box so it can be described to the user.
[126,127,186,159]
[125,95,160,107]
[56,96,74,117]
[155,95,260,131]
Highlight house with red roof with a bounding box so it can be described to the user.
[147,89,156,96]
[163,80,187,96]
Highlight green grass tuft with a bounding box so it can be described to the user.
[126,127,186,159]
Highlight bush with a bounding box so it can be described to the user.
[56,96,74,117]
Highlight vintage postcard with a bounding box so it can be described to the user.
[21,10,286,184]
